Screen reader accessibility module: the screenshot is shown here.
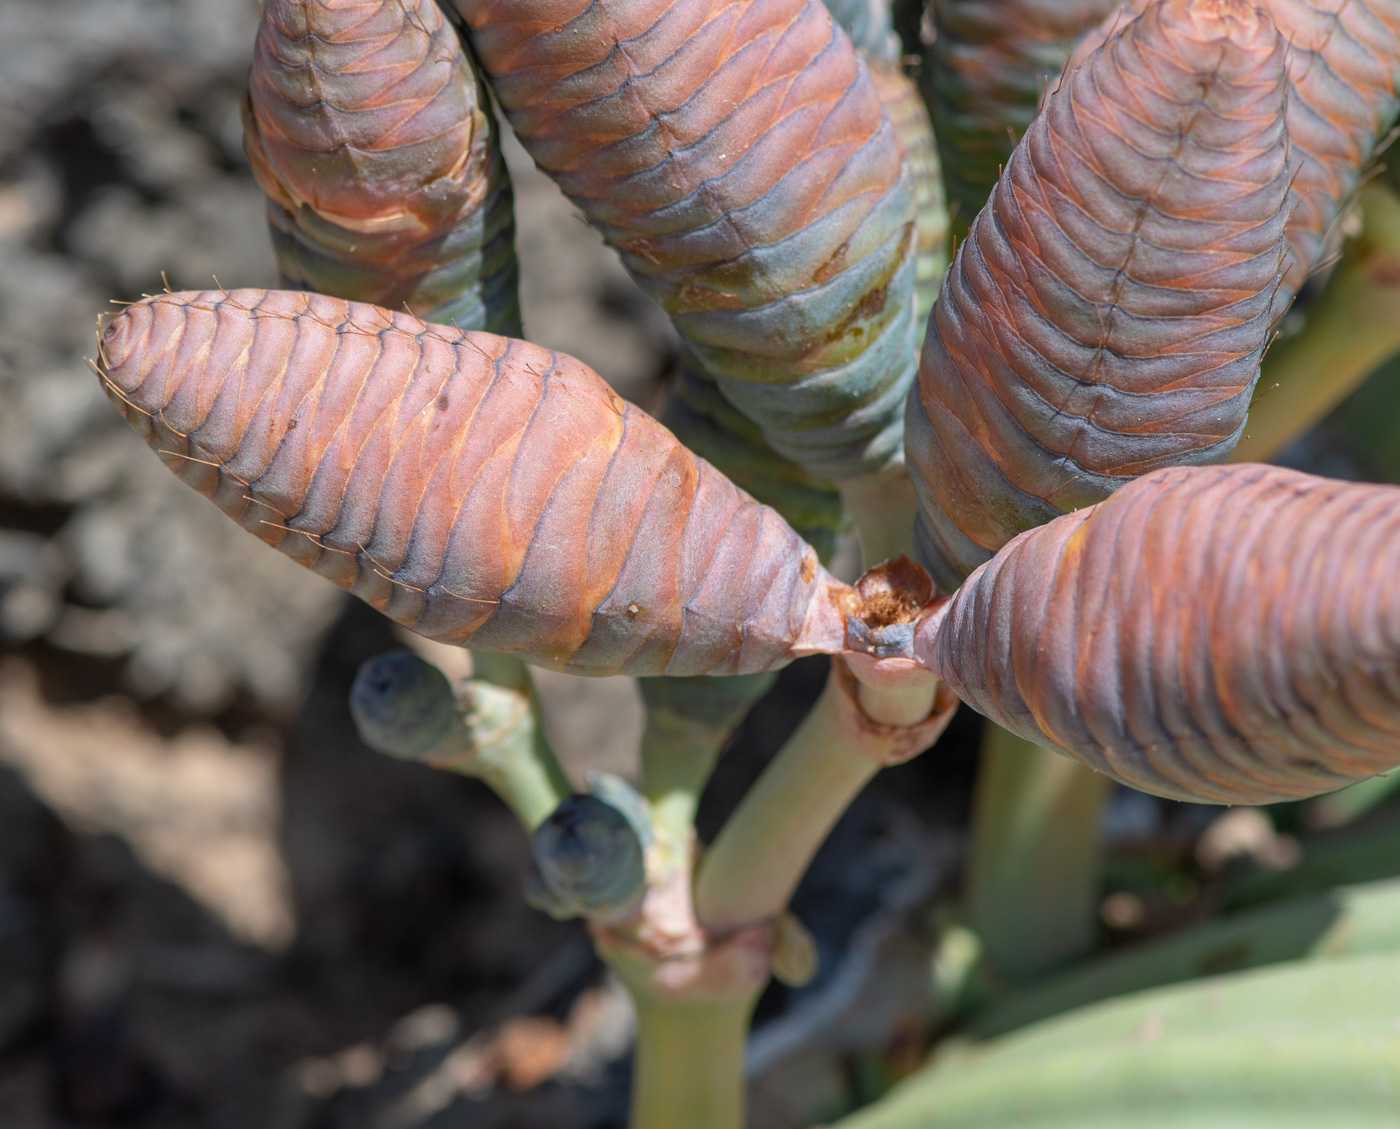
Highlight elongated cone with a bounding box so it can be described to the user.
[97,289,866,676]
[908,0,1291,590]
[924,0,1118,232]
[452,0,917,482]
[243,0,521,335]
[926,464,1400,805]
[1063,0,1400,298]
[652,0,946,568]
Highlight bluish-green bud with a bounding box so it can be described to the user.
[350,650,457,759]
[531,794,647,923]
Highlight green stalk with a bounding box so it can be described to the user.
[695,663,946,934]
[432,676,572,830]
[696,677,880,933]
[1233,183,1400,463]
[626,992,755,1129]
[837,467,918,567]
[966,724,1112,982]
[638,673,776,875]
[351,649,570,829]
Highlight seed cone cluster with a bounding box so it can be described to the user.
[243,0,520,334]
[453,0,917,482]
[90,0,1400,809]
[929,463,1400,805]
[908,0,1292,589]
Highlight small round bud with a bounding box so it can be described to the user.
[350,651,456,759]
[532,794,646,923]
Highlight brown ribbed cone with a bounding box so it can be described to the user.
[929,463,1400,805]
[1062,0,1400,297]
[452,0,918,481]
[243,0,520,333]
[97,290,852,676]
[908,0,1291,589]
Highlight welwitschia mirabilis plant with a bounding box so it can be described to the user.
[91,0,1400,1124]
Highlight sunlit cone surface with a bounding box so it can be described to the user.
[662,365,849,562]
[822,0,949,330]
[243,0,520,333]
[453,0,917,482]
[928,464,1400,805]
[650,0,945,561]
[97,290,852,676]
[1063,0,1400,298]
[924,0,1118,231]
[868,61,949,332]
[907,0,1291,590]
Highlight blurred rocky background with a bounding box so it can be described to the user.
[2,0,1399,1126]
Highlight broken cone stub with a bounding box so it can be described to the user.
[350,650,457,759]
[530,794,648,925]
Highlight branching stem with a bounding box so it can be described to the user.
[431,667,572,829]
[695,659,955,935]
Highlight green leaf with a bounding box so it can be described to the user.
[834,953,1400,1129]
[973,877,1400,1038]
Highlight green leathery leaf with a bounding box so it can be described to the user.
[1223,814,1400,912]
[972,877,1400,1039]
[834,953,1400,1129]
